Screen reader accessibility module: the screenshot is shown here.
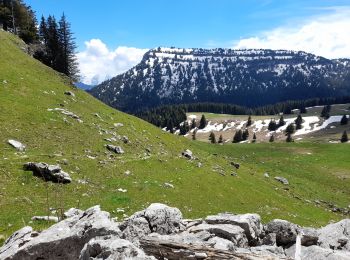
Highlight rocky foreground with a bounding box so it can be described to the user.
[0,204,349,260]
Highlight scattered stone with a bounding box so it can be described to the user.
[145,147,151,153]
[93,113,101,118]
[117,188,127,193]
[197,162,202,168]
[106,144,124,154]
[274,176,289,185]
[23,162,72,184]
[31,216,59,222]
[64,91,75,97]
[48,108,82,123]
[163,182,174,189]
[7,139,26,152]
[231,172,238,177]
[231,162,240,169]
[77,179,88,184]
[264,173,270,178]
[182,149,193,159]
[113,123,124,127]
[122,135,129,144]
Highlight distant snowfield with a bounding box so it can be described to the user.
[183,115,349,137]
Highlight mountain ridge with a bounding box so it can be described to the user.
[90,47,350,112]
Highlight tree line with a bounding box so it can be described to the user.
[0,0,79,80]
[135,96,350,131]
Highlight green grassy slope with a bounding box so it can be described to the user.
[0,31,349,244]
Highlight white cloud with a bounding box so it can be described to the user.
[77,39,148,85]
[234,7,350,59]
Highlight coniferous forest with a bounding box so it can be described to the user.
[135,96,350,132]
[0,0,79,80]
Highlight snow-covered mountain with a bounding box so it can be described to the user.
[90,47,350,112]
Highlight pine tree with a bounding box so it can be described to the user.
[179,121,189,135]
[209,131,216,144]
[321,105,331,119]
[295,114,303,130]
[190,118,196,129]
[268,119,278,131]
[246,115,252,127]
[286,133,293,142]
[199,114,207,129]
[218,134,223,144]
[285,123,295,135]
[340,115,348,125]
[269,134,275,142]
[57,13,79,80]
[341,131,348,143]
[46,15,60,69]
[233,130,243,143]
[252,133,257,143]
[242,129,249,140]
[278,115,285,127]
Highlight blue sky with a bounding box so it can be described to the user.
[26,0,350,84]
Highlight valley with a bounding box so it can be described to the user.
[0,30,349,251]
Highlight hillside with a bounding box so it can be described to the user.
[90,47,350,112]
[0,30,350,246]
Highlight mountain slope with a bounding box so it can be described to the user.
[90,47,350,112]
[1,31,350,244]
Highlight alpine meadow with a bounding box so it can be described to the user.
[0,1,350,259]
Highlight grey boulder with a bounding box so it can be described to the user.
[182,149,193,159]
[120,203,184,241]
[274,176,289,185]
[188,223,248,247]
[265,219,299,246]
[286,244,350,260]
[0,206,121,260]
[7,139,26,152]
[106,144,124,154]
[318,219,350,251]
[79,236,155,260]
[23,162,72,183]
[205,213,263,245]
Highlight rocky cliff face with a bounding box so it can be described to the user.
[1,203,349,259]
[90,47,350,112]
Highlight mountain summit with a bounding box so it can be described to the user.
[90,47,350,112]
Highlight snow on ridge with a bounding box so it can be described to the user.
[196,121,224,133]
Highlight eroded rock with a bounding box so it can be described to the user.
[205,213,263,245]
[106,144,124,154]
[0,206,121,260]
[23,162,72,183]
